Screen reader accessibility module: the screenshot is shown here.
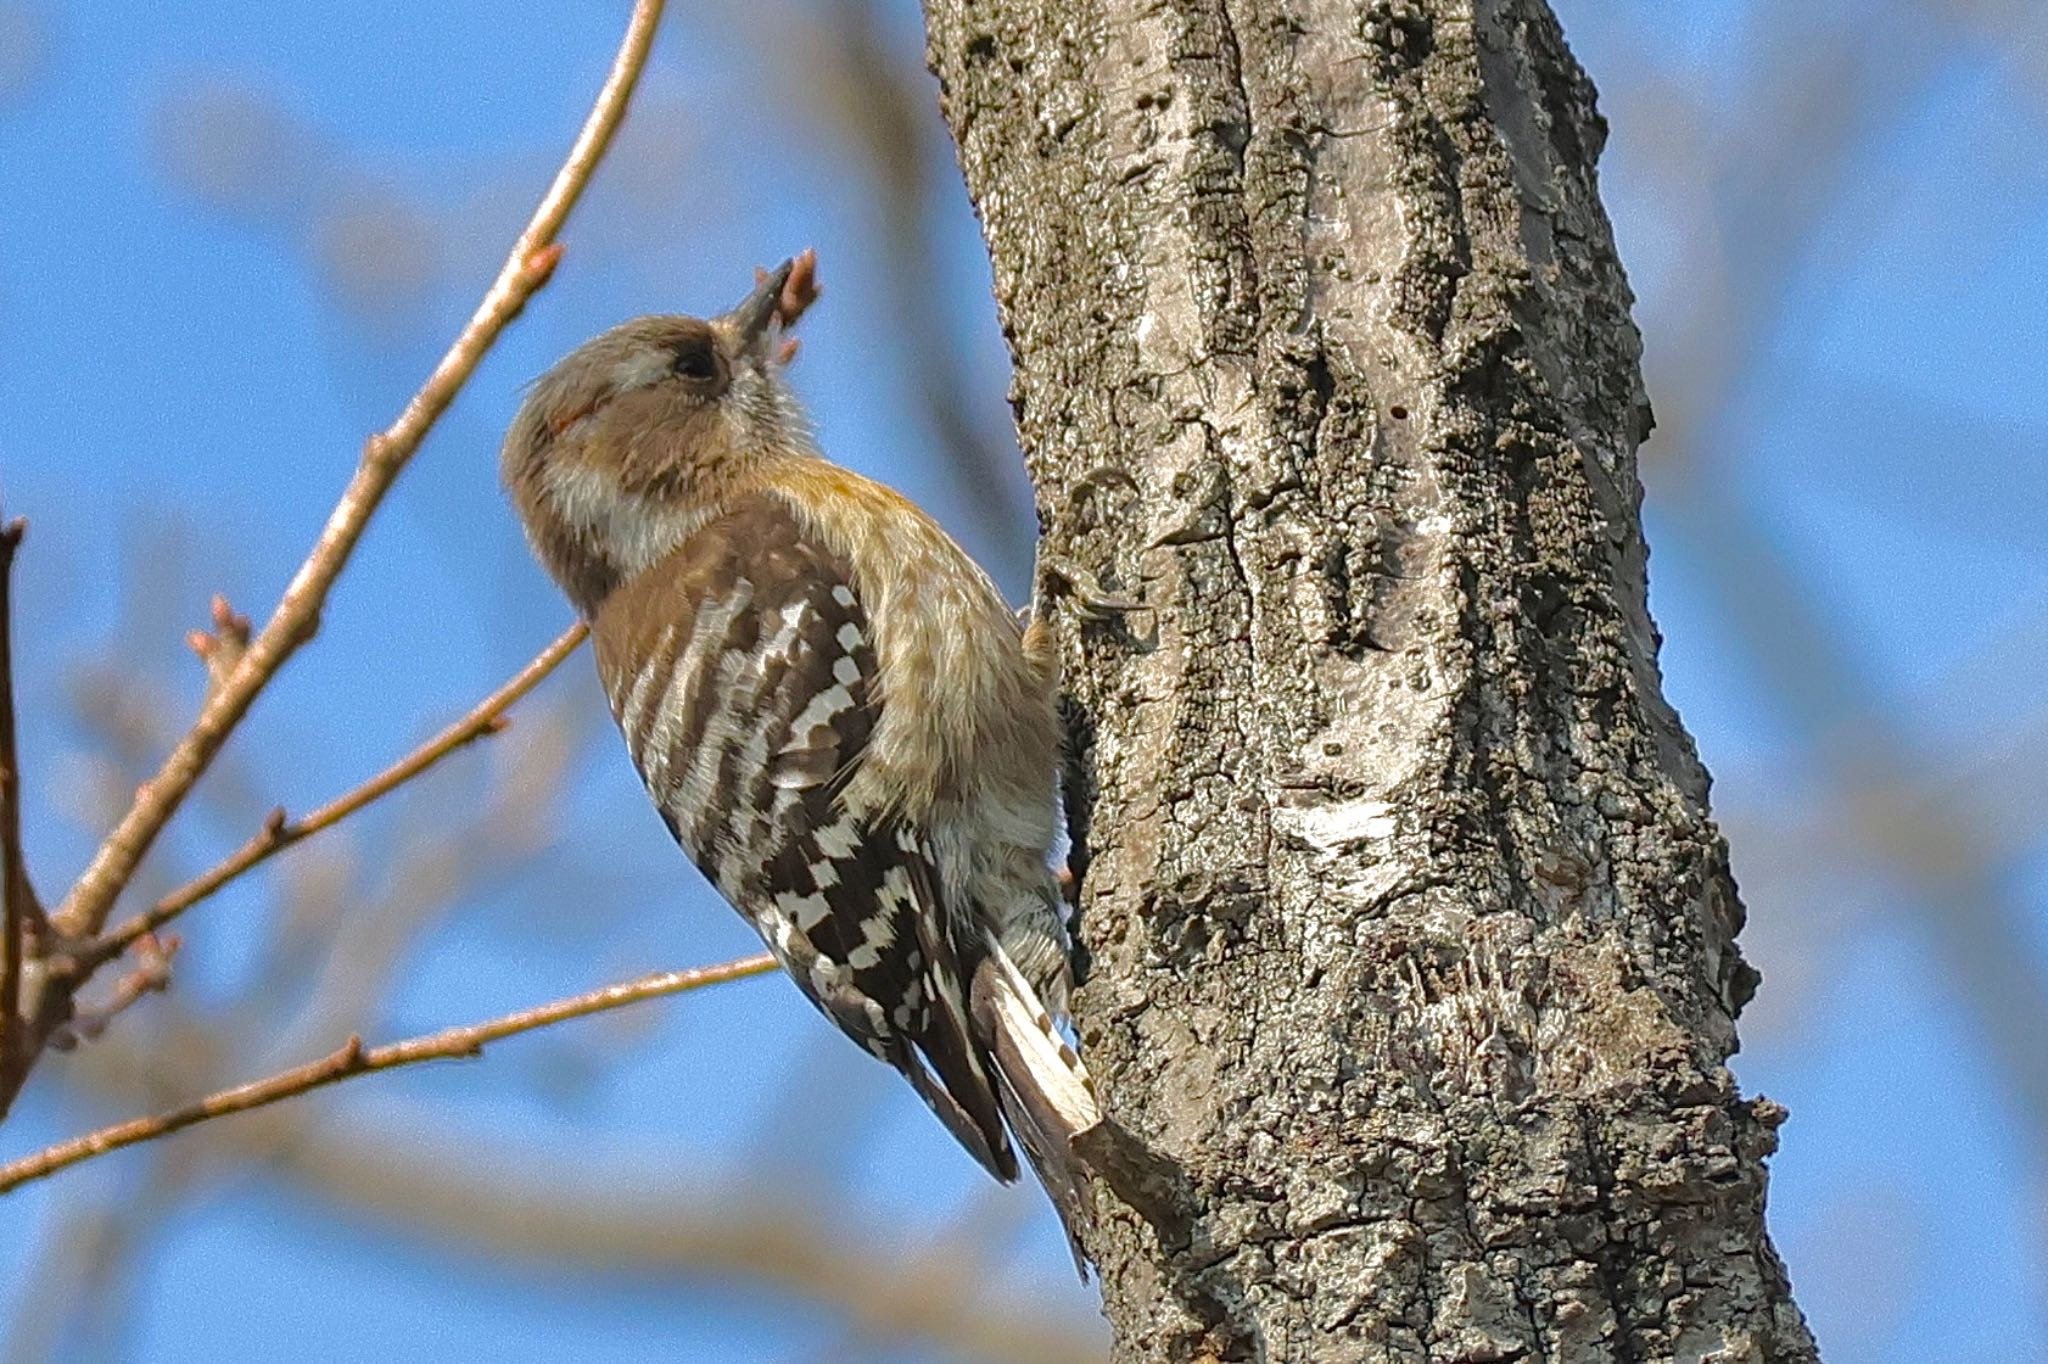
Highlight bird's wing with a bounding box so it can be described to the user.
[592,493,1016,1181]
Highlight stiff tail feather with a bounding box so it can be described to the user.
[970,940,1103,1276]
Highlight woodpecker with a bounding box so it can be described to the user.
[500,253,1099,1245]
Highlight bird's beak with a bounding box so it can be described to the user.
[722,258,795,359]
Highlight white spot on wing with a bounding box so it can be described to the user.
[861,908,898,950]
[814,815,860,860]
[759,598,809,670]
[879,865,915,911]
[777,889,833,930]
[785,682,854,741]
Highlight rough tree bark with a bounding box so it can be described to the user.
[921,1,1817,1360]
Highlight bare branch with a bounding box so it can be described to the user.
[50,0,666,946]
[0,952,773,1194]
[50,932,180,1051]
[0,516,36,1076]
[85,623,587,964]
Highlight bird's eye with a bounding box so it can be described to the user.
[673,340,719,382]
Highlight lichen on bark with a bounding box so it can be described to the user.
[923,0,1818,1359]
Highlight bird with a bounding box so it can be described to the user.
[499,252,1100,1248]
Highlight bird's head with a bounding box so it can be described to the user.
[501,255,817,613]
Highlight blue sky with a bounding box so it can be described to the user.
[2,2,2045,1360]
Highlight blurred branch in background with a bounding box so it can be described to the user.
[0,1,47,110]
[280,1128,1102,1364]
[1604,0,2048,1304]
[729,0,1033,576]
[1636,5,2048,1040]
[1,1141,201,1364]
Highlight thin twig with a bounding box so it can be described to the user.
[85,623,587,964]
[50,932,181,1050]
[0,952,774,1194]
[0,517,36,1065]
[50,0,667,945]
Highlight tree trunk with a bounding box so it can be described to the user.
[921,1,1817,1360]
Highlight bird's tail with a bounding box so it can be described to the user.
[970,939,1103,1275]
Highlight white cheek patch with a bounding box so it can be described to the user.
[540,462,705,579]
